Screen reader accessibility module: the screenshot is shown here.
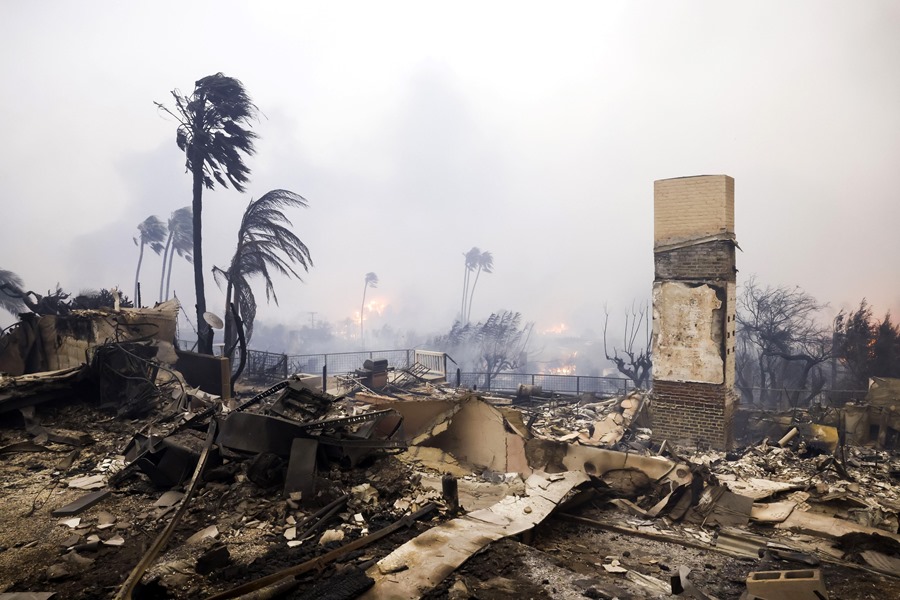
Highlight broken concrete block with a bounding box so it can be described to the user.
[351,483,378,504]
[102,535,125,547]
[154,490,185,508]
[46,563,71,580]
[319,529,345,545]
[186,525,219,545]
[96,511,116,529]
[601,559,627,573]
[745,569,828,599]
[66,475,105,490]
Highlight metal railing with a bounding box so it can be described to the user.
[285,349,415,377]
[413,350,447,376]
[456,372,633,397]
[737,386,867,409]
[242,347,631,397]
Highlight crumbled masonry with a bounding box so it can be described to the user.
[1,282,899,598]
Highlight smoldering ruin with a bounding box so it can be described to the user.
[0,175,898,600]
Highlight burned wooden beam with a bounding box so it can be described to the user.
[51,489,111,517]
[113,419,218,600]
[205,503,436,600]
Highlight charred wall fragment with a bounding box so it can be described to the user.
[650,175,738,449]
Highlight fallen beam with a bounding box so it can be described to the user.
[113,419,218,600]
[51,489,111,517]
[205,504,437,600]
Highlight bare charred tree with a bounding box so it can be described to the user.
[736,276,831,408]
[603,302,652,389]
[156,73,258,354]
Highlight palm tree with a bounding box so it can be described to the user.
[0,269,26,316]
[360,272,379,347]
[213,190,312,355]
[158,207,193,302]
[466,250,494,323]
[133,216,167,306]
[156,73,258,354]
[460,247,481,323]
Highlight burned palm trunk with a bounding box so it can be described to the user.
[650,175,739,450]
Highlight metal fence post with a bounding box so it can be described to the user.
[576,376,580,395]
[322,364,327,394]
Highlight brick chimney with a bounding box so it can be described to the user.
[650,175,737,450]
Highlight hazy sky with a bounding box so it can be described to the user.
[2,1,898,344]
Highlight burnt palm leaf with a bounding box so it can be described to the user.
[215,189,312,351]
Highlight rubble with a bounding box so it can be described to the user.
[1,309,899,599]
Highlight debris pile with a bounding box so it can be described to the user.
[1,305,899,599]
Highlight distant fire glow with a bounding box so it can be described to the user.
[366,299,387,316]
[353,298,388,325]
[547,352,578,375]
[543,323,568,335]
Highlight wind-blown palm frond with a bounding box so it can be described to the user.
[156,72,258,354]
[162,73,258,193]
[215,189,312,350]
[135,215,167,247]
[134,215,167,305]
[460,247,481,322]
[0,269,26,315]
[160,207,193,301]
[466,249,494,322]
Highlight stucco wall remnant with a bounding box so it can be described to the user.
[652,281,725,384]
